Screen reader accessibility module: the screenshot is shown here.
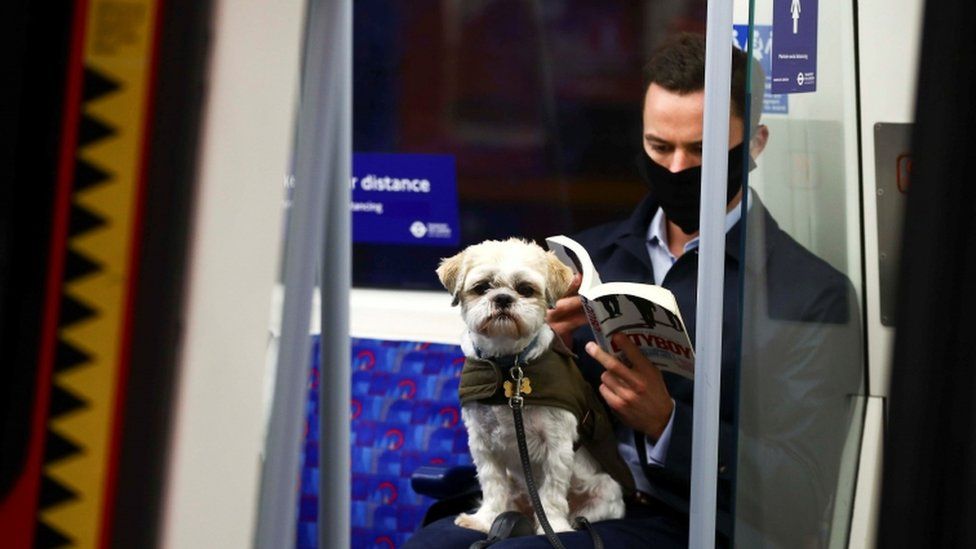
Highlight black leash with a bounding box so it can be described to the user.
[508,364,604,549]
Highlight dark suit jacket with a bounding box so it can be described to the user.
[571,192,865,547]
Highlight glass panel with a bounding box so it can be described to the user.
[352,0,699,290]
[733,0,868,546]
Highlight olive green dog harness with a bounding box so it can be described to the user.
[459,338,636,494]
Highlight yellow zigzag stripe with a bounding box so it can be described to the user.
[40,1,159,547]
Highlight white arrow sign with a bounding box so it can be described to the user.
[791,0,801,34]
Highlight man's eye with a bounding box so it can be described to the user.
[472,283,490,295]
[516,284,535,297]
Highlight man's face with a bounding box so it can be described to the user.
[642,83,746,173]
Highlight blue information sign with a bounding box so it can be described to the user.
[351,153,460,246]
[771,0,818,94]
[733,24,788,114]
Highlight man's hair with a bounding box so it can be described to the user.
[642,32,764,133]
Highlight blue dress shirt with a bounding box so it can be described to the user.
[618,192,747,494]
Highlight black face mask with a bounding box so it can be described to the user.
[636,142,755,234]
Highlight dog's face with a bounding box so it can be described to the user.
[437,239,573,347]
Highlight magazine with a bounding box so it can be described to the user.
[546,235,695,379]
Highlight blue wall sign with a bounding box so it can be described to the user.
[771,0,818,94]
[351,153,460,246]
[733,24,789,114]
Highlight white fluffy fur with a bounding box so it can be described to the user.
[437,239,626,534]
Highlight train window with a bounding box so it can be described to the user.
[350,0,668,290]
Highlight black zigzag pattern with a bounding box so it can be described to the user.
[63,248,101,281]
[74,158,112,193]
[39,475,78,509]
[77,114,115,148]
[58,294,97,327]
[36,62,122,546]
[67,202,106,238]
[35,520,73,549]
[43,431,83,464]
[54,340,90,374]
[82,65,121,103]
[48,384,87,419]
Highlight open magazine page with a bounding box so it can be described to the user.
[545,235,602,290]
[580,284,695,379]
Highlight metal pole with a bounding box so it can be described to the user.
[317,0,353,545]
[689,4,734,548]
[252,0,351,547]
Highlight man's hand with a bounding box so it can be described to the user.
[586,334,674,440]
[546,273,585,348]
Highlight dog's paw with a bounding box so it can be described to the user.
[536,517,574,534]
[454,512,491,533]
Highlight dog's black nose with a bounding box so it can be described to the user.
[493,294,515,308]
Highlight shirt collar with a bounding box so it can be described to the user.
[647,188,751,254]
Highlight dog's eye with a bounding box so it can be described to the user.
[516,283,535,297]
[471,282,490,295]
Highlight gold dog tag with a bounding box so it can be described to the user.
[504,378,533,398]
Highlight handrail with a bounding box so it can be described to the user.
[689,6,735,549]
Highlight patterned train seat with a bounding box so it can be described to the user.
[296,337,472,549]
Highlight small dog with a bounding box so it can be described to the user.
[437,238,630,535]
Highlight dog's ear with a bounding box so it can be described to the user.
[544,251,574,308]
[436,250,467,306]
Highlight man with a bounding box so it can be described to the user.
[551,32,864,548]
[408,32,864,548]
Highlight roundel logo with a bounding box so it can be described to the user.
[350,398,363,420]
[396,379,417,399]
[377,481,398,504]
[374,536,395,548]
[355,349,376,370]
[410,221,427,238]
[382,428,405,450]
[796,72,805,86]
[437,406,460,427]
